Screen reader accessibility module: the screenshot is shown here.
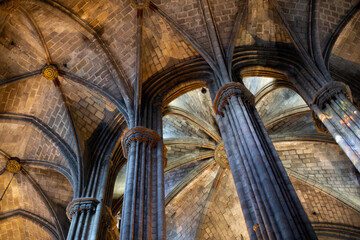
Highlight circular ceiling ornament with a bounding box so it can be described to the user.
[214,142,229,169]
[42,64,59,81]
[0,0,19,14]
[6,157,21,173]
[131,0,150,9]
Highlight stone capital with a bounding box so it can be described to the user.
[121,126,161,158]
[311,111,329,134]
[313,81,352,109]
[66,198,100,220]
[213,82,255,117]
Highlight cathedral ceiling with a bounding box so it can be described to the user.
[0,0,359,238]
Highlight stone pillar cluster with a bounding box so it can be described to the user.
[311,82,360,172]
[119,126,165,240]
[211,83,317,239]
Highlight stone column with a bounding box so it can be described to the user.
[212,82,317,240]
[66,157,118,239]
[311,82,360,172]
[119,126,165,240]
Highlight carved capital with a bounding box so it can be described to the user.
[66,198,100,220]
[213,83,255,116]
[313,81,352,109]
[121,127,161,158]
[311,111,329,134]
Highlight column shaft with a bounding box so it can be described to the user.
[213,83,317,240]
[119,126,164,240]
[311,82,360,171]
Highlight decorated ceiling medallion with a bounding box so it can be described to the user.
[6,157,21,173]
[42,64,58,81]
[215,142,229,169]
[0,0,19,14]
[131,0,150,9]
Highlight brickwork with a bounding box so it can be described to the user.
[166,144,209,159]
[0,12,45,81]
[196,170,249,240]
[243,76,274,95]
[276,0,310,49]
[255,87,307,124]
[235,0,293,47]
[0,121,69,170]
[61,78,116,150]
[164,160,205,196]
[209,0,244,49]
[163,114,211,140]
[0,216,53,240]
[0,172,55,225]
[0,76,75,152]
[26,166,73,211]
[330,11,360,85]
[26,2,122,97]
[318,0,359,50]
[267,112,319,137]
[291,177,360,237]
[154,0,215,58]
[275,141,360,205]
[169,88,218,130]
[166,164,218,239]
[142,10,198,82]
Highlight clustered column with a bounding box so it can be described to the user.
[212,82,317,239]
[311,82,360,172]
[120,126,165,240]
[66,159,119,240]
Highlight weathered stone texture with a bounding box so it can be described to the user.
[330,12,360,99]
[291,177,360,238]
[276,0,310,49]
[166,144,208,159]
[209,0,243,48]
[0,121,69,170]
[26,166,73,209]
[164,160,205,196]
[61,78,116,149]
[26,2,122,97]
[170,88,218,130]
[318,0,359,50]
[154,0,214,58]
[275,141,360,205]
[256,87,307,124]
[0,172,55,225]
[163,114,211,140]
[196,170,249,240]
[0,13,45,81]
[0,76,75,151]
[142,10,198,82]
[235,0,293,47]
[0,216,53,240]
[166,164,218,239]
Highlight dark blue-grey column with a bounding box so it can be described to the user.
[312,82,360,172]
[119,126,165,240]
[66,158,118,240]
[212,82,317,240]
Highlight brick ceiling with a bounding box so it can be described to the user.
[0,0,359,238]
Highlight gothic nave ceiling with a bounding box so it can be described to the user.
[160,87,360,239]
[0,0,359,239]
